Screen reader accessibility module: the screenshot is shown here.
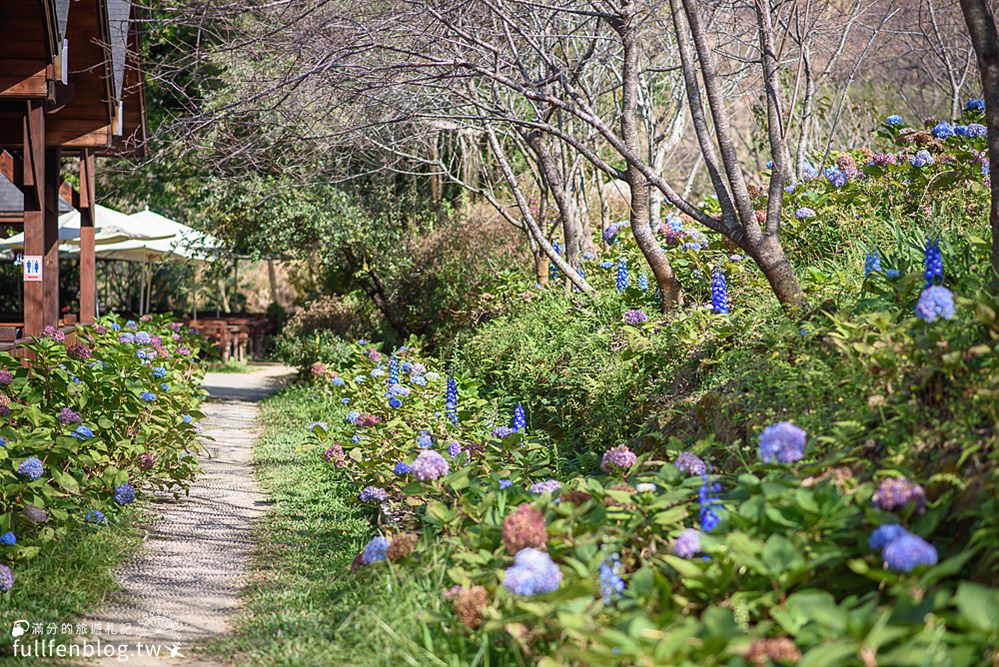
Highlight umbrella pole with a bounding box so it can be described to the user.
[145,259,153,315]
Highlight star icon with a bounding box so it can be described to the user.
[167,644,184,658]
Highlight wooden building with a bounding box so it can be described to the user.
[0,0,147,339]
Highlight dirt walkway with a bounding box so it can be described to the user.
[81,364,294,666]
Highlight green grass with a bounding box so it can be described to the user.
[205,360,257,373]
[206,386,475,667]
[0,511,144,664]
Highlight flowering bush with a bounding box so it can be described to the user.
[0,316,204,586]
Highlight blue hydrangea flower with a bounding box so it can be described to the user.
[910,150,934,168]
[417,431,434,449]
[361,536,390,565]
[370,368,385,378]
[802,161,819,180]
[492,426,516,440]
[683,242,702,251]
[152,367,167,378]
[864,251,882,276]
[966,123,987,138]
[868,524,908,550]
[882,533,938,572]
[387,383,410,397]
[85,509,106,524]
[346,411,361,424]
[140,392,156,402]
[503,548,563,596]
[932,122,955,138]
[0,438,6,447]
[699,475,722,531]
[114,482,136,505]
[308,421,327,432]
[353,375,366,384]
[616,257,629,291]
[425,372,440,381]
[0,532,16,546]
[400,361,412,372]
[182,414,193,423]
[886,115,903,126]
[512,404,526,431]
[967,98,985,111]
[352,434,364,444]
[924,240,943,286]
[955,124,970,137]
[886,268,900,279]
[599,260,613,269]
[359,486,388,503]
[795,207,816,219]
[341,398,350,405]
[673,528,702,558]
[331,377,345,386]
[530,479,562,495]
[394,462,413,475]
[17,457,43,480]
[499,479,513,489]
[824,167,849,188]
[411,375,427,386]
[916,285,955,322]
[599,553,625,604]
[110,322,122,331]
[711,268,729,314]
[759,422,807,463]
[72,425,94,440]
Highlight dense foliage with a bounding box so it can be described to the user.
[0,317,205,593]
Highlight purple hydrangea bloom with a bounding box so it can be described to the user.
[114,482,136,505]
[600,444,637,474]
[0,564,13,592]
[387,383,410,397]
[499,479,513,489]
[910,150,934,168]
[416,431,434,449]
[448,441,462,458]
[361,536,390,565]
[966,123,987,138]
[795,207,816,219]
[824,167,849,188]
[412,450,450,481]
[59,407,82,424]
[345,411,361,424]
[359,486,388,503]
[758,422,807,464]
[492,426,516,440]
[603,223,620,245]
[529,479,562,495]
[673,528,702,558]
[882,533,938,572]
[872,478,927,513]
[119,333,135,344]
[394,462,413,475]
[503,548,563,596]
[17,457,43,480]
[0,369,13,385]
[915,286,955,322]
[674,452,707,476]
[868,524,908,550]
[623,309,648,325]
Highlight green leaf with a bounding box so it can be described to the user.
[955,582,999,633]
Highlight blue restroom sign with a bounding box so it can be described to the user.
[23,256,42,282]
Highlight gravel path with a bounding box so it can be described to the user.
[81,364,294,666]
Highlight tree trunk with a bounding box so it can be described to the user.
[617,5,681,308]
[959,0,999,288]
[527,131,584,269]
[743,234,807,309]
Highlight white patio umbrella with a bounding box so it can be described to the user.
[0,204,174,249]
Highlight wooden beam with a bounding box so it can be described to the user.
[79,150,96,323]
[22,101,46,338]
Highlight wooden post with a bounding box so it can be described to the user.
[22,101,46,338]
[43,146,61,326]
[79,150,97,323]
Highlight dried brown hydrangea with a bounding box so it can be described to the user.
[387,533,418,561]
[501,504,548,555]
[454,586,489,629]
[745,637,801,665]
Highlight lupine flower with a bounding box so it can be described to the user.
[361,536,390,565]
[0,370,11,385]
[924,240,943,286]
[446,377,458,424]
[140,392,156,402]
[0,564,13,592]
[114,482,136,504]
[512,404,526,431]
[530,479,562,495]
[359,486,388,502]
[910,149,934,168]
[711,268,729,314]
[17,457,43,480]
[72,425,94,440]
[448,441,462,458]
[503,548,562,596]
[549,241,561,281]
[932,122,955,138]
[759,422,806,464]
[674,452,707,476]
[637,274,649,290]
[967,98,985,111]
[886,115,903,126]
[600,444,637,474]
[824,167,849,188]
[412,450,450,481]
[795,207,816,219]
[864,251,882,276]
[699,475,722,531]
[599,553,625,604]
[388,397,403,409]
[623,309,648,325]
[673,528,702,558]
[394,462,413,475]
[882,533,938,572]
[502,504,548,554]
[417,431,434,449]
[0,532,15,546]
[868,524,908,550]
[872,477,927,513]
[42,325,65,342]
[59,407,82,424]
[616,257,629,290]
[916,285,955,322]
[388,357,399,386]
